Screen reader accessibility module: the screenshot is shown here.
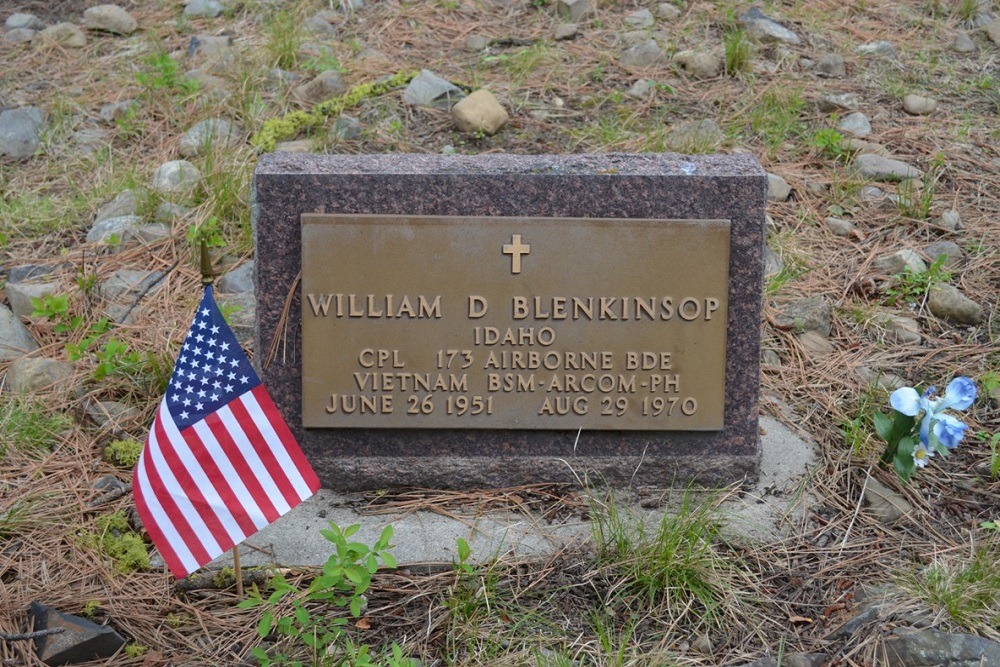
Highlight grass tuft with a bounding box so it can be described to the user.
[0,398,74,457]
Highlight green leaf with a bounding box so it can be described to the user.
[457,537,471,563]
[350,597,362,617]
[257,612,274,638]
[345,564,369,585]
[344,523,361,537]
[294,605,310,626]
[874,412,894,441]
[381,551,397,569]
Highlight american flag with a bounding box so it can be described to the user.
[133,286,319,578]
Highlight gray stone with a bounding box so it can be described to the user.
[154,202,190,222]
[782,654,829,667]
[0,106,44,158]
[857,366,907,391]
[762,349,780,366]
[557,0,592,22]
[864,476,912,523]
[873,312,922,345]
[663,119,723,152]
[151,160,201,195]
[294,70,348,106]
[766,173,791,202]
[937,209,961,231]
[620,40,665,68]
[825,217,853,236]
[764,246,783,278]
[656,3,681,20]
[95,189,141,223]
[856,40,896,57]
[6,280,60,318]
[874,249,927,275]
[73,127,111,154]
[183,68,227,94]
[860,185,885,200]
[217,261,254,294]
[135,223,171,242]
[6,12,45,30]
[674,49,721,78]
[219,292,255,345]
[841,137,889,156]
[853,154,923,181]
[988,19,1000,44]
[7,264,60,283]
[627,79,653,98]
[102,269,166,301]
[465,34,490,50]
[624,9,654,28]
[178,118,242,157]
[184,0,225,18]
[902,94,937,115]
[6,357,74,394]
[402,69,465,109]
[884,628,1000,667]
[797,331,835,357]
[741,8,801,45]
[452,90,508,135]
[303,15,337,37]
[274,139,313,153]
[928,284,982,325]
[838,112,871,136]
[331,115,362,140]
[29,602,126,665]
[818,92,859,112]
[187,34,232,60]
[266,67,301,89]
[83,5,138,35]
[4,28,37,43]
[86,400,140,427]
[923,241,963,268]
[775,298,833,336]
[87,215,143,245]
[554,23,579,41]
[952,31,976,53]
[620,30,653,47]
[815,54,845,77]
[34,22,87,47]
[0,304,40,360]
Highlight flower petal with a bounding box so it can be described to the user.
[912,443,932,468]
[890,387,921,416]
[941,377,977,411]
[933,414,968,449]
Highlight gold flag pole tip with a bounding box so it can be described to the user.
[200,241,214,287]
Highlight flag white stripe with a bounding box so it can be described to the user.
[192,420,269,531]
[242,390,314,500]
[217,403,292,515]
[133,441,200,574]
[147,405,223,556]
[159,402,247,546]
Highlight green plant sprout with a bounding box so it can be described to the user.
[884,255,952,307]
[812,128,845,159]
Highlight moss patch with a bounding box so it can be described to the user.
[82,511,149,573]
[103,439,142,468]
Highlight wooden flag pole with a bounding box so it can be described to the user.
[199,241,244,597]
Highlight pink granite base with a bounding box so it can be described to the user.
[252,153,766,490]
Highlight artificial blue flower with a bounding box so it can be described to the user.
[938,377,977,411]
[889,377,977,448]
[933,414,968,449]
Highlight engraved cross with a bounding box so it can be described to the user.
[502,234,531,274]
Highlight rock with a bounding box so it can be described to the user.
[691,633,713,655]
[620,40,665,67]
[856,40,896,57]
[557,0,592,22]
[797,331,835,357]
[767,173,791,202]
[838,112,871,136]
[857,366,907,391]
[303,15,337,37]
[187,33,232,59]
[217,261,254,294]
[936,209,961,231]
[988,19,1000,44]
[663,118,723,152]
[825,217,853,236]
[841,137,889,156]
[884,628,1000,667]
[294,70,347,106]
[219,292,255,344]
[87,215,143,246]
[0,304,40,360]
[178,118,242,157]
[7,265,61,283]
[674,49,721,78]
[6,281,60,318]
[864,476,912,523]
[927,284,982,325]
[29,602,126,665]
[902,94,937,115]
[860,185,885,200]
[815,54,845,77]
[776,298,833,336]
[740,8,801,45]
[466,34,490,50]
[135,223,171,242]
[184,0,226,18]
[403,69,465,109]
[34,22,87,47]
[762,349,781,366]
[102,269,165,303]
[274,139,313,153]
[781,654,829,667]
[656,3,681,20]
[85,400,140,427]
[873,312,922,345]
[952,31,976,53]
[73,127,111,155]
[328,114,361,140]
[625,9,654,28]
[853,154,923,181]
[627,79,653,98]
[554,23,579,41]
[5,357,75,394]
[818,92,860,112]
[154,202,190,222]
[83,5,138,35]
[874,249,927,275]
[764,246,783,278]
[95,189,141,223]
[151,160,201,195]
[452,89,508,135]
[0,106,44,158]
[6,12,45,30]
[183,68,227,95]
[5,28,37,43]
[923,241,963,269]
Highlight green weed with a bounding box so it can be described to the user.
[884,255,952,307]
[136,51,199,97]
[840,387,883,457]
[897,153,945,219]
[956,0,979,21]
[900,546,1000,629]
[744,87,806,156]
[812,128,845,160]
[265,9,302,70]
[0,399,74,457]
[724,27,752,75]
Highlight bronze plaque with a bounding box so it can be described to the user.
[301,214,730,430]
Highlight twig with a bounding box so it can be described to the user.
[86,482,133,508]
[264,272,300,371]
[116,260,180,324]
[0,627,64,642]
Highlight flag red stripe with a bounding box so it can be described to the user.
[133,455,188,578]
[154,413,232,554]
[252,386,320,493]
[228,398,301,509]
[180,426,258,539]
[204,410,281,523]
